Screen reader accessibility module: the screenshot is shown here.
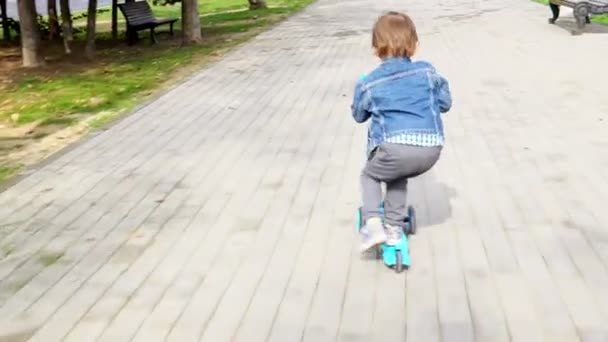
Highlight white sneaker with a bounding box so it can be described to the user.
[360,217,387,253]
[385,224,403,246]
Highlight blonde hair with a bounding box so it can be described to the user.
[372,11,418,59]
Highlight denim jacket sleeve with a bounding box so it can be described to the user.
[351,81,371,123]
[434,73,452,113]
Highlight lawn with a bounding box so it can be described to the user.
[0,166,19,183]
[0,0,315,183]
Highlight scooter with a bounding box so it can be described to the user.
[356,203,417,273]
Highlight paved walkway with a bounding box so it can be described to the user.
[2,0,608,341]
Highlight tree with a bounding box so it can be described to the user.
[47,0,60,40]
[84,0,97,59]
[17,0,45,67]
[59,0,73,54]
[248,0,267,10]
[181,0,201,44]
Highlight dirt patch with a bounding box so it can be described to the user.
[2,115,97,167]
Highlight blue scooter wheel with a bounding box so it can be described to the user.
[407,206,417,235]
[395,251,403,273]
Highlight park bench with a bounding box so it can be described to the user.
[548,0,608,34]
[118,0,178,45]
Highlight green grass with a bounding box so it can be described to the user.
[87,111,121,129]
[593,14,608,25]
[100,0,256,19]
[1,244,15,258]
[37,251,65,266]
[533,0,608,24]
[8,279,28,293]
[0,165,21,183]
[8,44,217,123]
[87,0,308,27]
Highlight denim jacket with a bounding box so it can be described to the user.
[351,57,452,155]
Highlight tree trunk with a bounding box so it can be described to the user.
[1,0,10,41]
[59,0,73,54]
[248,0,267,10]
[84,0,97,59]
[181,0,201,45]
[47,0,60,40]
[111,0,117,40]
[17,0,44,67]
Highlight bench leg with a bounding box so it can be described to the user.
[126,29,137,46]
[572,3,590,35]
[169,22,174,36]
[150,28,158,45]
[573,15,586,34]
[548,3,559,24]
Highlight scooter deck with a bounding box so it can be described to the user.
[380,234,411,268]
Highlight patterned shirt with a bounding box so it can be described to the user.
[385,132,444,147]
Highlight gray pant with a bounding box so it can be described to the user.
[361,143,442,226]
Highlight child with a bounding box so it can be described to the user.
[351,11,452,252]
